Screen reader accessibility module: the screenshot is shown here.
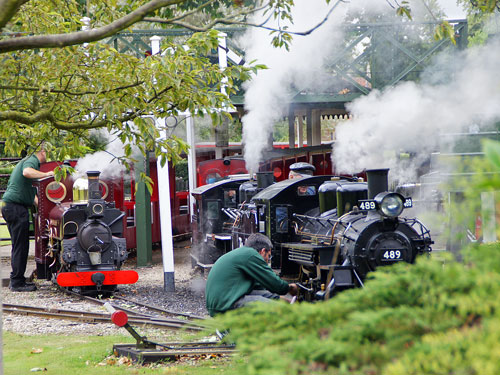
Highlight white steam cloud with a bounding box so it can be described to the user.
[334,37,500,181]
[74,130,131,180]
[239,0,452,174]
[241,0,350,173]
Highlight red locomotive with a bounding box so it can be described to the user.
[34,167,138,294]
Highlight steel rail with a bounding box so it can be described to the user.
[63,289,167,319]
[111,295,206,320]
[63,289,206,322]
[2,303,203,331]
[2,303,197,325]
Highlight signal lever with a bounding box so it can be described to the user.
[104,303,156,349]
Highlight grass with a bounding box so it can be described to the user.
[0,216,10,246]
[2,331,242,375]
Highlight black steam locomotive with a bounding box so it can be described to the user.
[35,171,138,295]
[192,169,432,300]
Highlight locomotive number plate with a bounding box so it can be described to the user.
[359,200,376,210]
[382,250,403,260]
[403,198,413,208]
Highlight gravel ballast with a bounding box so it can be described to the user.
[1,243,209,336]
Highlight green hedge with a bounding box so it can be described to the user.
[208,245,500,374]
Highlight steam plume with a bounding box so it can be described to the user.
[74,130,131,180]
[334,37,500,182]
[240,0,349,173]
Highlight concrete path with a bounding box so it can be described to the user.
[0,241,36,287]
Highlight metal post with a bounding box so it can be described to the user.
[150,35,161,55]
[288,106,295,149]
[150,37,175,291]
[216,32,228,159]
[186,114,197,223]
[312,109,322,146]
[306,108,312,147]
[298,115,304,147]
[218,32,228,96]
[156,122,175,292]
[135,155,152,267]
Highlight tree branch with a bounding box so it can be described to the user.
[0,0,184,53]
[143,1,270,29]
[0,81,145,95]
[0,0,29,31]
[144,0,343,37]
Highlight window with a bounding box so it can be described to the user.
[223,189,237,207]
[297,185,316,196]
[206,172,222,184]
[206,200,220,220]
[275,206,288,233]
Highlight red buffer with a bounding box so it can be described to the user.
[56,270,139,287]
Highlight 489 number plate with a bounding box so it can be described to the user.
[381,250,403,261]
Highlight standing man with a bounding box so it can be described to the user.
[1,145,54,292]
[205,233,298,316]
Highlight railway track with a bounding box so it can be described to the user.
[2,302,203,331]
[62,289,206,321]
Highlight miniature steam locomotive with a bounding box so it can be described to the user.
[34,170,138,295]
[191,169,432,300]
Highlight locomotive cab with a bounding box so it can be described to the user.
[249,175,341,272]
[190,177,247,268]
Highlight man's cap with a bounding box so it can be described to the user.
[289,162,315,175]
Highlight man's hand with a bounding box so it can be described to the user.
[45,170,54,178]
[288,283,298,296]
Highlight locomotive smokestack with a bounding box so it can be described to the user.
[256,171,274,189]
[87,171,102,200]
[366,169,389,199]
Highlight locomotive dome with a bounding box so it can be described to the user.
[73,176,89,203]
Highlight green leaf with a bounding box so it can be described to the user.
[483,139,500,170]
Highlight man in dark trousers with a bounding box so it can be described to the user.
[205,233,298,316]
[1,145,54,292]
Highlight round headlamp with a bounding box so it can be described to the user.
[375,192,404,218]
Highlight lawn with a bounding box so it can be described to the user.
[2,331,240,375]
[0,216,10,246]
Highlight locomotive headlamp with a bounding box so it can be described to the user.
[375,192,404,218]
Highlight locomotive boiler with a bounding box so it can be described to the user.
[34,170,138,294]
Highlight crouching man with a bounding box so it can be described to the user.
[205,233,298,317]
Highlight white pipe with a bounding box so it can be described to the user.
[150,35,161,55]
[155,118,175,292]
[186,114,197,223]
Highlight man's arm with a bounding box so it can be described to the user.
[244,254,290,295]
[23,168,54,179]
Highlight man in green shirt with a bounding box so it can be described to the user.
[2,145,54,292]
[205,233,298,316]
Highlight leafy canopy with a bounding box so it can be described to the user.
[0,0,297,164]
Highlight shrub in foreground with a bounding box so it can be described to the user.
[207,244,500,374]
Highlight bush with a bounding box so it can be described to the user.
[207,245,500,374]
